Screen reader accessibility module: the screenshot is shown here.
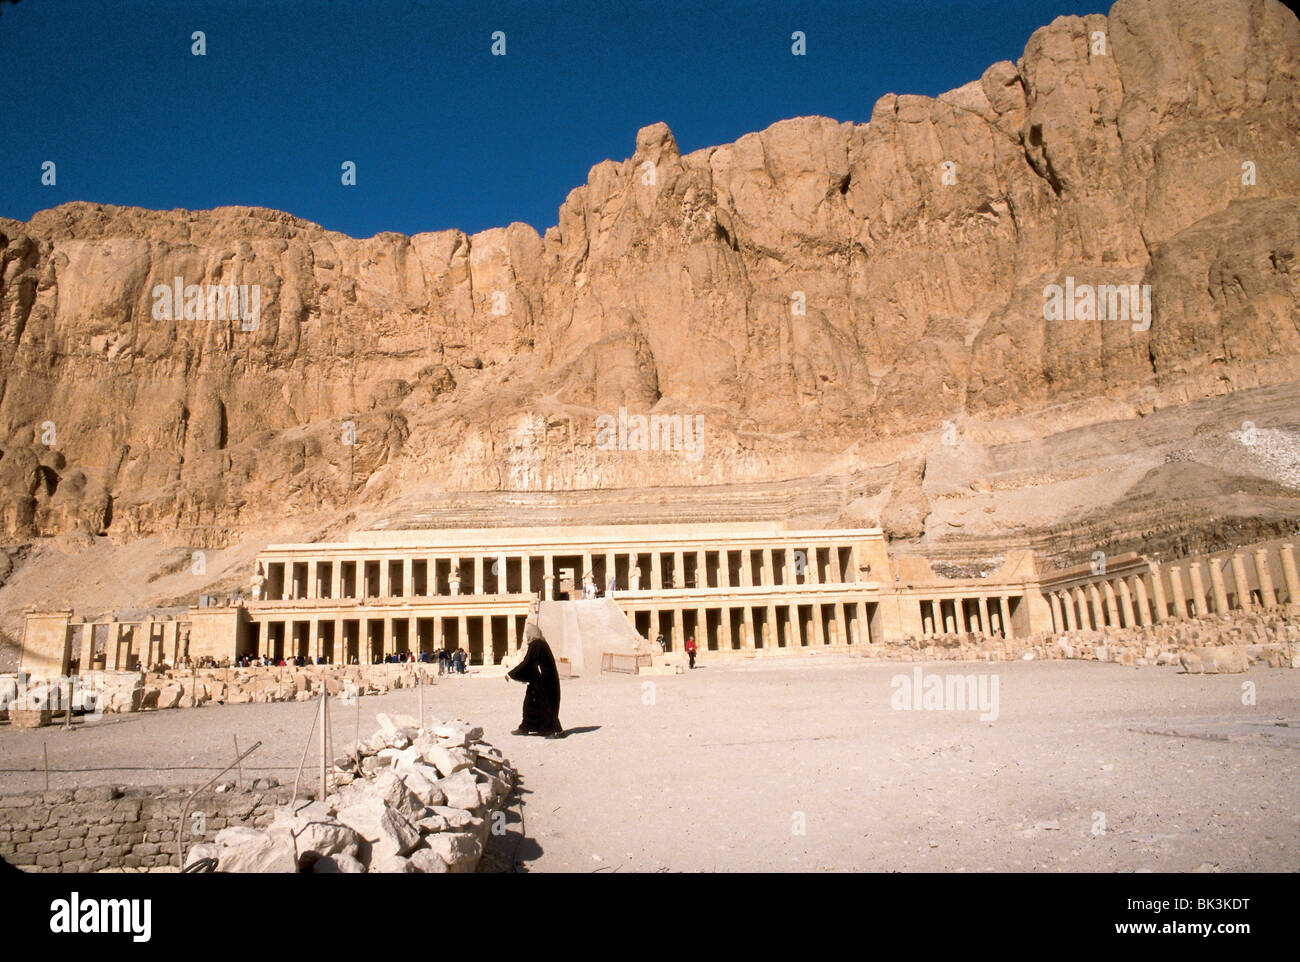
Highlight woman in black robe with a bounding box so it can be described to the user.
[506,624,564,737]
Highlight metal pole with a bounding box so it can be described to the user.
[418,665,424,731]
[318,692,328,802]
[176,739,262,868]
[63,679,72,729]
[234,735,242,788]
[43,742,49,791]
[290,698,320,808]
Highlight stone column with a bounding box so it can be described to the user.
[943,599,957,634]
[577,551,590,596]
[761,547,774,587]
[521,555,532,595]
[783,549,796,587]
[449,560,462,596]
[857,601,871,644]
[739,548,753,588]
[1132,576,1152,626]
[1116,579,1135,626]
[1230,554,1252,609]
[482,617,495,666]
[382,616,395,659]
[78,625,95,673]
[766,602,780,648]
[670,550,683,590]
[471,556,482,596]
[741,606,756,650]
[1048,592,1063,633]
[1188,563,1208,617]
[785,604,800,646]
[806,548,820,585]
[1061,592,1078,631]
[998,596,1012,639]
[1166,566,1188,618]
[921,602,934,636]
[377,558,390,599]
[308,619,319,662]
[432,615,443,653]
[720,608,734,651]
[671,607,684,650]
[1208,558,1230,614]
[457,615,468,658]
[1087,583,1106,629]
[329,561,341,600]
[1080,587,1095,629]
[497,554,508,595]
[304,562,317,600]
[629,563,641,591]
[695,606,708,650]
[810,601,825,646]
[834,602,849,648]
[1148,566,1169,622]
[607,551,618,592]
[1254,549,1277,608]
[829,546,843,583]
[1280,544,1300,607]
[719,551,732,589]
[651,553,663,590]
[544,554,555,598]
[1097,580,1116,626]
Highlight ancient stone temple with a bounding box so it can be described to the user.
[219,522,909,666]
[18,525,1300,677]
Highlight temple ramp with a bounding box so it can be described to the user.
[537,598,650,676]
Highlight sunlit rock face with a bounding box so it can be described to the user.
[0,0,1297,553]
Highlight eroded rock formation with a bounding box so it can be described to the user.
[0,0,1295,563]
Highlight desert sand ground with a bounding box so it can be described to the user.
[1,656,1297,872]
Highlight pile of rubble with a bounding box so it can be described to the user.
[184,713,514,873]
[875,609,1300,671]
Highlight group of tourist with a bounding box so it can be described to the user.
[223,649,478,669]
[655,631,698,668]
[438,648,469,675]
[370,648,470,674]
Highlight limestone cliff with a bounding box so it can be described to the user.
[0,0,1297,552]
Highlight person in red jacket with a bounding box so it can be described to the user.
[685,634,697,669]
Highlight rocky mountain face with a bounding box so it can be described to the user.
[0,0,1297,563]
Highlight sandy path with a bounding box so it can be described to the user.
[2,658,1297,872]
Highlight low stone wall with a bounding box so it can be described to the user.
[0,782,301,872]
[0,711,517,874]
[2,663,454,724]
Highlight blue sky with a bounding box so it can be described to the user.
[0,0,1102,238]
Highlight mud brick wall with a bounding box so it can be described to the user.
[0,784,302,872]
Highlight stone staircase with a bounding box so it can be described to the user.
[537,598,652,677]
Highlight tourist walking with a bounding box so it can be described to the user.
[685,634,697,669]
[506,622,564,738]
